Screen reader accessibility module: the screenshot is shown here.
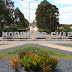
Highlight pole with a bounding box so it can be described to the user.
[21,0,37,31]
[29,2,30,30]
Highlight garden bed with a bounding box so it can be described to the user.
[0,45,72,72]
[0,45,72,60]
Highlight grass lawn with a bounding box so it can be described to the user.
[0,45,72,60]
[64,44,72,46]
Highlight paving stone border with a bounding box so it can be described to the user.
[55,44,72,47]
[0,43,8,46]
[0,44,72,55]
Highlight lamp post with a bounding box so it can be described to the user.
[21,0,37,31]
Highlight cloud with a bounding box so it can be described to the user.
[20,0,72,24]
[53,0,72,4]
[59,7,72,24]
[19,0,38,23]
[20,0,35,2]
[20,8,36,23]
[20,0,38,8]
[20,6,72,24]
[21,3,38,8]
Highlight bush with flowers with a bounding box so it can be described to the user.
[9,51,58,72]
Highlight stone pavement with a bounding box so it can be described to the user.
[0,41,72,52]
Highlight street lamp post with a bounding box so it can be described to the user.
[29,2,30,29]
[21,0,37,31]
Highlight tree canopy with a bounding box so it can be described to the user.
[0,0,29,29]
[14,8,29,29]
[35,0,59,33]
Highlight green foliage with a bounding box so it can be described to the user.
[17,28,29,32]
[38,28,46,32]
[38,53,58,70]
[9,58,20,71]
[0,0,29,31]
[3,27,17,32]
[8,46,56,55]
[0,32,2,37]
[19,53,42,71]
[19,51,58,71]
[0,29,2,37]
[0,0,15,28]
[0,45,72,60]
[42,65,52,72]
[56,25,72,32]
[64,44,72,46]
[35,1,59,33]
[14,7,29,29]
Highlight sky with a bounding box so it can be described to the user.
[12,0,72,24]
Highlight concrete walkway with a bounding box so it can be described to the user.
[39,44,72,52]
[0,43,25,50]
[0,41,72,52]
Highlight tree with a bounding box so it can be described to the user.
[0,0,14,28]
[14,7,29,29]
[35,0,59,33]
[0,0,7,28]
[31,20,36,28]
[56,25,72,32]
[0,0,29,29]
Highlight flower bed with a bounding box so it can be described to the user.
[9,51,58,72]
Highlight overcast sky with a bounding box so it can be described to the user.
[12,0,72,24]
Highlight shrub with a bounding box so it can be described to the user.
[38,28,46,32]
[9,51,58,72]
[19,52,41,71]
[17,28,29,32]
[19,51,58,71]
[9,58,20,71]
[19,51,28,58]
[38,53,58,70]
[42,65,52,72]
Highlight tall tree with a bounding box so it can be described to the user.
[0,0,7,28]
[14,7,29,29]
[35,0,59,33]
[0,0,14,28]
